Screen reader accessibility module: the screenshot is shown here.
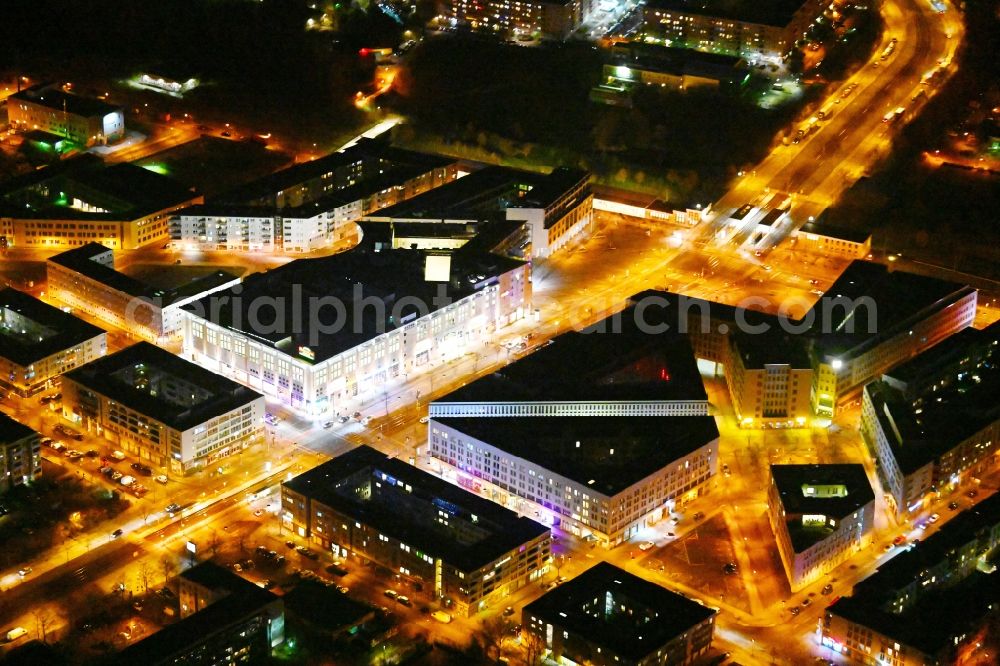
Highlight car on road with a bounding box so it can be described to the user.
[264,413,280,426]
[110,471,123,481]
[928,513,940,523]
[337,585,349,594]
[397,595,411,606]
[892,535,907,547]
[66,450,84,459]
[967,489,979,498]
[253,509,263,517]
[723,562,738,575]
[5,627,28,642]
[18,567,32,577]
[111,528,123,538]
[40,393,62,404]
[165,503,181,514]
[419,416,429,424]
[503,606,515,617]
[432,610,452,623]
[84,449,99,458]
[790,606,801,616]
[323,421,335,429]
[54,424,83,440]
[722,464,731,476]
[822,583,834,595]
[110,450,127,461]
[131,462,153,476]
[155,474,169,484]
[384,589,398,600]
[119,475,135,486]
[337,415,350,424]
[326,564,349,577]
[948,501,959,510]
[296,546,319,560]
[40,438,54,447]
[801,598,811,607]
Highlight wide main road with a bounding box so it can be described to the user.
[706,0,962,236]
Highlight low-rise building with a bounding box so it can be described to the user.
[7,83,125,147]
[791,220,872,259]
[591,185,712,227]
[0,287,106,398]
[0,413,42,493]
[61,342,265,474]
[47,242,240,343]
[523,562,716,665]
[119,562,284,665]
[861,322,1000,517]
[444,0,587,39]
[822,492,1000,665]
[283,583,377,640]
[182,243,530,417]
[641,0,825,58]
[0,156,201,250]
[281,445,551,617]
[767,464,875,591]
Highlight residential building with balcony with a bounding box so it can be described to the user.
[0,413,42,493]
[61,342,265,474]
[0,287,106,397]
[281,445,551,617]
[444,0,587,39]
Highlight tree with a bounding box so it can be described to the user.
[138,561,152,596]
[160,554,177,584]
[31,607,54,642]
[520,629,546,666]
[478,614,511,662]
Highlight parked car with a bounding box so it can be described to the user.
[432,610,452,623]
[822,583,834,595]
[84,449,100,458]
[638,541,655,551]
[397,595,411,607]
[111,528,123,538]
[131,462,153,476]
[384,589,398,600]
[110,471,123,481]
[155,474,169,484]
[165,503,181,514]
[110,450,126,461]
[928,513,940,523]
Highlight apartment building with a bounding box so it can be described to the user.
[47,243,240,343]
[61,342,265,474]
[523,562,716,666]
[861,322,1000,517]
[7,83,125,146]
[767,464,875,591]
[641,0,825,58]
[0,287,106,397]
[171,140,459,253]
[822,493,1000,665]
[182,244,530,417]
[0,413,42,493]
[445,0,587,39]
[0,156,200,250]
[281,446,551,617]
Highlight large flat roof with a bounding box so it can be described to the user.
[184,245,524,365]
[435,311,706,405]
[63,342,262,432]
[0,287,105,367]
[644,0,811,27]
[524,562,716,661]
[731,330,811,369]
[283,446,549,572]
[770,464,874,553]
[882,324,997,393]
[47,243,239,307]
[433,415,719,496]
[10,83,122,119]
[0,412,38,446]
[367,166,529,221]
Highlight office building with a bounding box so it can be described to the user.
[119,562,284,665]
[0,287,106,398]
[0,156,201,250]
[171,140,458,253]
[283,583,377,640]
[641,0,825,58]
[791,220,872,259]
[428,312,718,545]
[444,0,587,39]
[822,493,1000,665]
[281,446,551,617]
[767,464,875,591]
[0,413,42,493]
[182,243,530,417]
[47,242,240,343]
[363,165,593,260]
[591,185,712,227]
[61,342,265,474]
[523,562,716,666]
[726,331,814,428]
[861,322,1000,517]
[7,83,125,147]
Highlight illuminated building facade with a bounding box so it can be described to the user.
[0,156,201,250]
[121,562,285,665]
[171,140,458,253]
[0,413,42,493]
[182,245,530,417]
[860,322,1000,517]
[445,0,587,40]
[0,287,106,398]
[726,331,813,428]
[766,464,875,591]
[7,83,124,146]
[591,186,711,226]
[791,220,872,260]
[523,562,716,666]
[641,0,826,58]
[822,493,1000,665]
[427,315,718,546]
[47,243,240,343]
[281,446,550,617]
[61,342,265,474]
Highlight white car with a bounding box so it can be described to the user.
[419,416,429,424]
[928,513,940,523]
[155,474,169,484]
[638,541,656,551]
